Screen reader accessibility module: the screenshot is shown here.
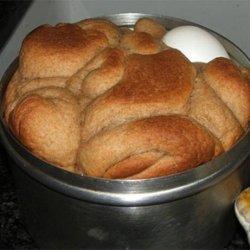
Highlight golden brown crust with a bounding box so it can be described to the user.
[78,115,218,179]
[203,58,250,129]
[66,47,125,98]
[119,31,166,55]
[4,70,67,124]
[19,23,108,79]
[188,76,244,151]
[9,87,80,171]
[3,17,250,179]
[76,18,121,46]
[134,18,167,39]
[81,49,196,142]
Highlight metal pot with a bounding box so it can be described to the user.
[0,13,250,249]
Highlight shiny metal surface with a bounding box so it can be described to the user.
[0,13,250,249]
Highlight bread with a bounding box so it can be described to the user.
[3,17,250,179]
[19,23,108,79]
[9,87,81,171]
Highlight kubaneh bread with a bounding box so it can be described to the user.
[3,17,250,179]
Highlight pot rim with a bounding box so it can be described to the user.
[0,13,249,206]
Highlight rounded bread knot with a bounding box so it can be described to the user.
[119,31,166,55]
[76,18,122,46]
[9,87,81,171]
[19,23,109,79]
[134,18,167,39]
[78,115,219,179]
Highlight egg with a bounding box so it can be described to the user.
[162,25,230,63]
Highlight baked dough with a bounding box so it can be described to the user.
[4,17,250,178]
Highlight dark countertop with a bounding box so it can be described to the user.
[0,1,249,249]
[0,145,37,249]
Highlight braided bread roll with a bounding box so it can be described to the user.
[4,18,250,178]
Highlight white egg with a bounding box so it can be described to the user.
[162,25,230,63]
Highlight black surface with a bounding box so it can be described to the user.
[0,1,249,249]
[0,145,38,249]
[0,0,32,53]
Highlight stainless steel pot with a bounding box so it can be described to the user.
[0,13,250,249]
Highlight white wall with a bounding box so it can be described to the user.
[1,0,250,76]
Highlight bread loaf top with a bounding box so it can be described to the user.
[4,17,250,179]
